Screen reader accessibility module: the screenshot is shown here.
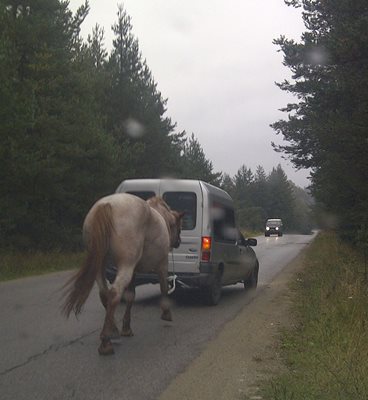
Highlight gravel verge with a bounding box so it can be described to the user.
[159,251,306,400]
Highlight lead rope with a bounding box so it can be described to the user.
[167,251,177,295]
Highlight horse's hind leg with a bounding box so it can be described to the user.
[121,274,135,337]
[98,288,119,355]
[158,263,172,322]
[96,274,119,338]
[98,266,134,355]
[95,273,109,308]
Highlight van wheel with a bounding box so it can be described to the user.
[204,271,222,306]
[244,263,258,290]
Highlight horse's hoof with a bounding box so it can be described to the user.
[110,325,120,339]
[121,328,134,337]
[161,310,172,322]
[98,340,114,356]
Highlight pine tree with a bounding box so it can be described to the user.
[221,173,235,198]
[267,165,296,230]
[272,0,368,234]
[181,133,222,185]
[233,165,254,206]
[105,5,177,180]
[290,182,314,234]
[251,165,269,220]
[0,0,117,249]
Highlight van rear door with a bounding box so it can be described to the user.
[159,182,202,274]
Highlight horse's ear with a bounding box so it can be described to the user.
[178,211,185,219]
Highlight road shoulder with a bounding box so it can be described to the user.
[159,251,306,400]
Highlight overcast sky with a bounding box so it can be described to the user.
[69,0,310,187]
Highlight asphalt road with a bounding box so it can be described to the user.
[0,233,315,400]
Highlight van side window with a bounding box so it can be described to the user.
[163,192,197,230]
[127,191,155,201]
[212,204,237,242]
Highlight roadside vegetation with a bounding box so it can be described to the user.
[272,0,368,242]
[0,251,84,282]
[223,165,313,234]
[262,231,368,400]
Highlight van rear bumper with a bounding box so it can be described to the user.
[105,263,216,289]
[171,271,214,289]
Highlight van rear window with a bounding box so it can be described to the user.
[163,192,197,230]
[126,191,155,201]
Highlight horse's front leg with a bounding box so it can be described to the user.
[158,261,172,322]
[121,275,135,337]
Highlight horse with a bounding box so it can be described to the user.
[61,193,184,355]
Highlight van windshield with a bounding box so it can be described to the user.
[267,220,282,227]
[163,192,197,230]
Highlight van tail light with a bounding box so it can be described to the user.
[201,236,212,262]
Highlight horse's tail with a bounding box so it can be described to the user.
[61,203,114,318]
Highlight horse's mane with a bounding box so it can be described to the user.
[147,196,171,212]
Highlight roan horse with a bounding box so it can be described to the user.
[62,193,184,355]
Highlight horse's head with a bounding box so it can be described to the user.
[168,210,185,249]
[147,196,184,249]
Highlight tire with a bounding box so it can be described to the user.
[278,232,283,237]
[265,233,269,237]
[204,270,222,306]
[244,263,259,290]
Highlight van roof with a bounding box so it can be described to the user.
[116,178,233,202]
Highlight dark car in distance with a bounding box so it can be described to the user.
[265,218,283,237]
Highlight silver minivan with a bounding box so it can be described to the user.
[106,179,259,305]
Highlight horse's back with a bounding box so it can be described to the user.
[84,193,170,269]
[84,193,149,235]
[97,193,146,211]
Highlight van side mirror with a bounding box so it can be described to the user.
[236,232,247,247]
[246,238,257,247]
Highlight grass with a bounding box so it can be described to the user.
[262,231,368,400]
[242,229,263,238]
[0,251,84,281]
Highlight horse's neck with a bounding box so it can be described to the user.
[151,205,171,232]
